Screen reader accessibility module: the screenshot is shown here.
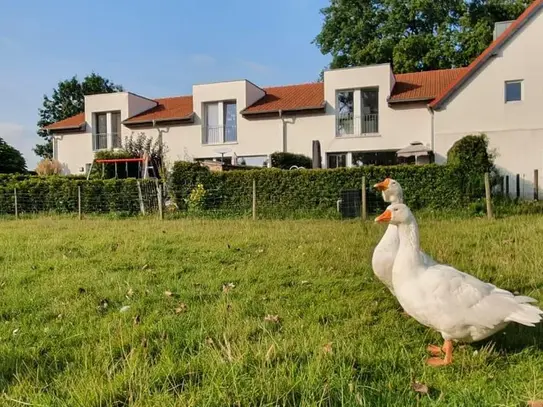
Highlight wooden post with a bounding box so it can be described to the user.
[484,172,493,219]
[137,181,146,215]
[252,178,256,220]
[534,169,539,201]
[157,182,164,220]
[13,188,18,219]
[361,176,367,221]
[516,174,520,199]
[505,175,510,198]
[78,185,82,220]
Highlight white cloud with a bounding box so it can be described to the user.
[189,54,216,67]
[0,122,40,169]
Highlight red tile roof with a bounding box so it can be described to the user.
[389,68,468,103]
[430,0,543,109]
[123,96,193,124]
[241,82,325,114]
[43,112,86,131]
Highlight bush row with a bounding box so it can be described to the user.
[0,162,489,217]
[0,177,159,215]
[169,162,488,214]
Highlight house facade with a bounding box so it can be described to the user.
[45,0,543,198]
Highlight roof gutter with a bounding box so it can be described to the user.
[241,103,326,116]
[388,97,433,105]
[123,113,194,126]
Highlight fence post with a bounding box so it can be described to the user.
[157,182,164,220]
[13,188,18,219]
[252,178,256,220]
[78,185,82,220]
[534,169,539,201]
[484,172,493,219]
[137,181,146,215]
[361,176,367,221]
[516,174,520,199]
[505,175,510,198]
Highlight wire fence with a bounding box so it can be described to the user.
[0,172,525,221]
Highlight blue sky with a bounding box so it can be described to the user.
[0,0,330,168]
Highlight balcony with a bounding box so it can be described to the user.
[202,125,237,145]
[336,113,379,137]
[93,133,122,150]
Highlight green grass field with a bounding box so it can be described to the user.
[1,214,543,406]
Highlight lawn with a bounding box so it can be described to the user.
[1,214,543,406]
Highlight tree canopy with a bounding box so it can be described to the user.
[313,0,531,75]
[35,73,123,159]
[0,137,27,174]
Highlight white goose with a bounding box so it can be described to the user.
[375,203,543,366]
[372,178,435,294]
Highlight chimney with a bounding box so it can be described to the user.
[493,20,514,40]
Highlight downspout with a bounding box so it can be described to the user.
[429,106,435,162]
[279,109,287,152]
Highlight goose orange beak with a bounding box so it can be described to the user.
[374,178,390,191]
[375,209,392,223]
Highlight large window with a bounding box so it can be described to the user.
[352,151,397,166]
[111,112,122,148]
[336,90,354,135]
[94,113,108,150]
[336,88,379,136]
[93,111,121,151]
[203,101,237,144]
[361,88,379,133]
[327,153,347,168]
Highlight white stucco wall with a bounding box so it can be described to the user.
[55,131,95,175]
[434,7,543,198]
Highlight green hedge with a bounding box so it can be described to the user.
[0,177,159,215]
[170,163,486,216]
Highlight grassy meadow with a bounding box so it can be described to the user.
[1,214,543,406]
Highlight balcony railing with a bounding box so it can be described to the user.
[112,132,122,149]
[336,113,379,137]
[93,133,108,150]
[202,125,237,144]
[93,133,122,150]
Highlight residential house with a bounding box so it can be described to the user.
[45,0,543,198]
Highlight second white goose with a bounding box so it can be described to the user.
[372,178,435,295]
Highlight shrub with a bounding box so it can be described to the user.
[447,133,499,198]
[270,152,312,169]
[35,159,63,176]
[169,161,214,209]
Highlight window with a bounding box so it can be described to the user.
[93,111,121,150]
[352,151,397,166]
[94,113,108,150]
[327,153,347,169]
[336,88,379,136]
[111,112,122,148]
[203,101,237,144]
[336,90,354,135]
[361,88,379,133]
[505,80,522,102]
[224,102,237,142]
